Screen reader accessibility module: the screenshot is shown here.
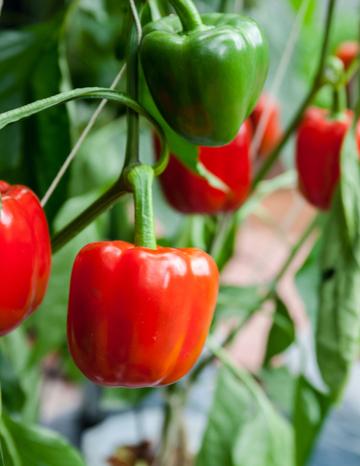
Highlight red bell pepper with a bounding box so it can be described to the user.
[67,240,218,387]
[296,107,360,210]
[335,41,359,70]
[155,120,252,214]
[249,93,282,158]
[0,181,51,335]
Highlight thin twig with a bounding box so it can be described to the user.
[129,0,143,42]
[41,64,126,207]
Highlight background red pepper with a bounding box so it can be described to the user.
[0,181,51,335]
[67,241,219,387]
[296,107,360,210]
[335,41,359,70]
[154,121,252,214]
[249,93,282,158]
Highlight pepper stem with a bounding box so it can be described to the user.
[126,164,157,249]
[331,85,347,118]
[168,0,203,32]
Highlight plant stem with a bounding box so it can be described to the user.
[189,215,319,384]
[51,182,128,252]
[0,86,168,254]
[168,0,203,31]
[252,0,337,190]
[331,86,347,117]
[219,0,230,12]
[271,214,319,286]
[154,385,188,466]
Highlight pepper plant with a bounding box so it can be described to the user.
[0,0,360,466]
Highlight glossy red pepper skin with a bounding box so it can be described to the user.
[296,108,360,210]
[0,181,51,335]
[336,41,359,70]
[155,121,252,214]
[67,241,219,387]
[249,93,282,158]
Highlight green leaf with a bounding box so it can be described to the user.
[24,19,71,223]
[196,367,294,466]
[2,414,85,466]
[0,329,31,411]
[232,402,293,466]
[0,330,40,422]
[0,418,21,466]
[295,240,321,327]
[339,126,360,246]
[0,18,71,223]
[265,296,295,364]
[196,367,256,466]
[0,29,39,178]
[261,366,296,414]
[316,127,360,399]
[214,284,264,324]
[0,350,26,414]
[293,376,331,466]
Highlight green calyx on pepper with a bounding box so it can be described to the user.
[140,0,269,146]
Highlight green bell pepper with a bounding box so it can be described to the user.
[140,0,269,147]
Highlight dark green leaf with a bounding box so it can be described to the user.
[293,376,331,466]
[265,296,295,364]
[0,330,40,422]
[24,20,71,222]
[0,18,71,223]
[0,29,40,178]
[0,418,21,466]
[0,351,26,414]
[316,128,360,399]
[66,1,122,86]
[2,414,85,466]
